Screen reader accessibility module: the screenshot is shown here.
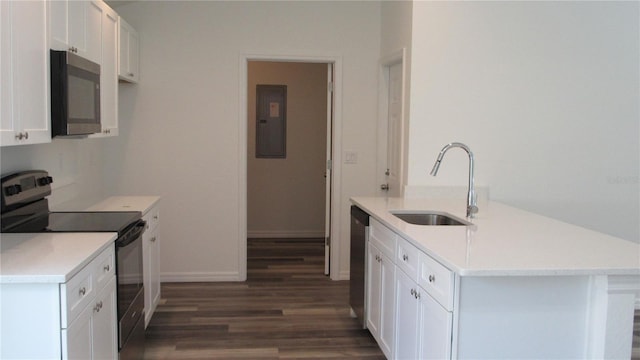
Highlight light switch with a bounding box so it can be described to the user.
[345,151,358,164]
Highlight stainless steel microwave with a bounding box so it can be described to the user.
[50,50,101,137]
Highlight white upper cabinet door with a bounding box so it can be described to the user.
[119,17,139,83]
[0,0,51,147]
[90,1,119,138]
[50,1,103,64]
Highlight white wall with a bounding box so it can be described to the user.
[107,1,381,280]
[0,139,108,207]
[247,61,327,238]
[408,1,639,242]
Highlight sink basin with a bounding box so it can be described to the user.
[391,211,470,226]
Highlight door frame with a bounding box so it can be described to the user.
[377,48,407,197]
[238,53,343,281]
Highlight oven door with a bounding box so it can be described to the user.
[116,220,145,350]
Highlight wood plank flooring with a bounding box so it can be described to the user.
[144,238,384,360]
[144,238,640,359]
[634,311,640,360]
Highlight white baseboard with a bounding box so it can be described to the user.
[160,271,242,282]
[247,230,325,238]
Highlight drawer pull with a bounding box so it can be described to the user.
[104,264,110,272]
[151,236,157,242]
[428,275,435,283]
[410,288,420,300]
[94,301,103,313]
[402,254,408,261]
[79,287,86,296]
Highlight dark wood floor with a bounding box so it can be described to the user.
[144,238,384,359]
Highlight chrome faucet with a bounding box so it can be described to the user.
[430,142,478,218]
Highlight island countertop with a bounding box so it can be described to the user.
[351,197,640,276]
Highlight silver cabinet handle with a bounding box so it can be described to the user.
[402,254,408,261]
[410,288,415,296]
[151,236,157,242]
[104,264,110,272]
[94,300,103,312]
[380,184,389,191]
[79,287,86,296]
[428,275,435,283]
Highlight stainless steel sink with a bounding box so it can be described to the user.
[391,211,471,226]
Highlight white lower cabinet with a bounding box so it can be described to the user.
[90,276,118,359]
[143,202,161,327]
[366,219,454,360]
[395,269,421,360]
[367,241,396,358]
[0,244,117,359]
[395,269,453,360]
[63,276,117,360]
[419,288,453,360]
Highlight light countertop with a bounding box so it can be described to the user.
[0,232,116,283]
[54,195,160,214]
[351,197,640,276]
[2,196,159,284]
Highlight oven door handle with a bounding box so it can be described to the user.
[117,220,146,248]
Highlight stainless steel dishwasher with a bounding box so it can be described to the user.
[349,205,369,328]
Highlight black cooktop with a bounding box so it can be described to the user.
[1,170,142,235]
[2,211,142,235]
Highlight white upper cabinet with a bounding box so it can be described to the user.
[118,17,139,83]
[0,0,51,147]
[50,0,103,65]
[90,1,119,138]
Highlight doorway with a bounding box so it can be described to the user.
[377,49,406,198]
[244,59,336,278]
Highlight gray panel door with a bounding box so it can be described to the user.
[256,85,287,158]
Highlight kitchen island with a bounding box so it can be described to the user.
[352,197,640,359]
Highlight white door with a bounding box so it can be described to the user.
[324,63,333,275]
[379,61,404,197]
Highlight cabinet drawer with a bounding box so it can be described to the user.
[61,264,95,327]
[93,244,115,291]
[396,237,420,281]
[61,245,115,327]
[418,252,454,311]
[369,218,396,261]
[143,206,160,233]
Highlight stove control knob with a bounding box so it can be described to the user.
[38,176,53,186]
[4,184,22,196]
